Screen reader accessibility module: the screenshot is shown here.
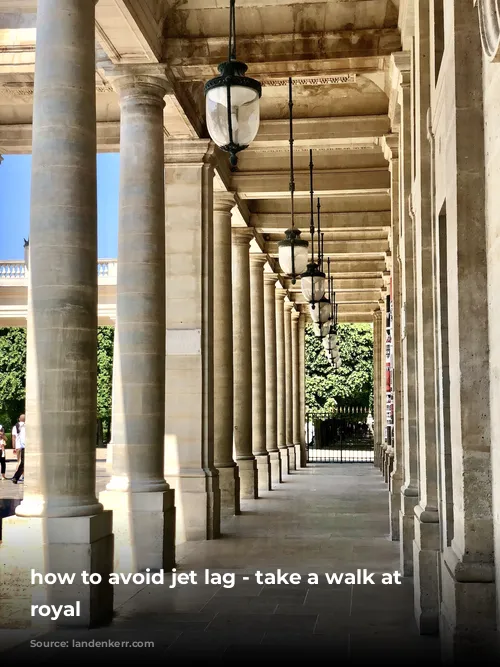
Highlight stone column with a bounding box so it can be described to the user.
[397,56,419,578]
[250,255,271,492]
[232,229,258,499]
[263,273,282,484]
[99,68,174,574]
[213,192,240,516]
[284,300,296,470]
[378,297,388,475]
[439,1,496,659]
[413,0,440,633]
[373,310,382,467]
[383,133,403,540]
[291,310,302,467]
[163,139,221,542]
[275,288,289,474]
[0,0,113,628]
[298,313,307,467]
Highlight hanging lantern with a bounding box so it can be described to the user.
[310,297,332,324]
[301,156,325,305]
[278,229,308,279]
[277,77,308,282]
[204,0,261,169]
[301,264,326,303]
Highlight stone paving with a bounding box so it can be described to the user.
[0,461,440,664]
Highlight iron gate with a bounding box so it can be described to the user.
[306,408,374,463]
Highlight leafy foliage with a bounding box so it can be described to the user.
[305,323,373,414]
[97,327,114,443]
[0,327,26,438]
[0,326,114,444]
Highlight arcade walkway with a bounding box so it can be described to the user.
[1,464,439,663]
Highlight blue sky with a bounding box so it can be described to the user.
[0,153,120,260]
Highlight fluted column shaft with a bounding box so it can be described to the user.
[250,255,271,492]
[284,301,296,470]
[2,0,114,629]
[264,274,282,484]
[291,310,302,467]
[232,229,258,499]
[275,288,289,474]
[213,193,240,515]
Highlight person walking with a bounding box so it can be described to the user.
[0,427,6,480]
[12,413,25,484]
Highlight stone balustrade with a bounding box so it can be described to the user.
[0,259,117,280]
[0,261,26,279]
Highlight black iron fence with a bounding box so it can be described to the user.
[306,407,374,463]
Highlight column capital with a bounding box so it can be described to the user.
[264,272,279,286]
[373,308,382,321]
[107,65,171,103]
[164,138,216,166]
[275,287,288,301]
[213,191,236,213]
[249,253,268,269]
[232,227,254,246]
[382,134,399,162]
[291,309,300,321]
[284,300,294,312]
[391,51,411,78]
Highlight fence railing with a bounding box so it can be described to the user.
[306,408,374,463]
[0,261,26,279]
[0,260,117,280]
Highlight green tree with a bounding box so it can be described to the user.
[97,326,114,443]
[0,327,27,437]
[0,326,114,444]
[305,323,373,414]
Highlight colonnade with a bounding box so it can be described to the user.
[369,1,500,661]
[0,0,307,628]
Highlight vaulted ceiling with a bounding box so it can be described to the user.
[0,0,401,322]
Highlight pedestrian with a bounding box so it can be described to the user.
[11,413,25,484]
[0,426,6,480]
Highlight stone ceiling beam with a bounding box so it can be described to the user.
[250,211,391,230]
[254,116,391,143]
[265,241,389,255]
[0,121,122,154]
[275,258,386,273]
[232,168,390,198]
[164,28,401,74]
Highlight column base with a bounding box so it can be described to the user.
[217,465,240,516]
[389,470,403,541]
[380,444,388,475]
[237,458,258,499]
[279,448,289,476]
[413,505,440,634]
[255,454,271,492]
[0,512,113,629]
[99,489,175,573]
[164,470,220,542]
[269,450,282,485]
[399,486,418,576]
[440,546,498,663]
[287,444,296,470]
[294,443,305,468]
